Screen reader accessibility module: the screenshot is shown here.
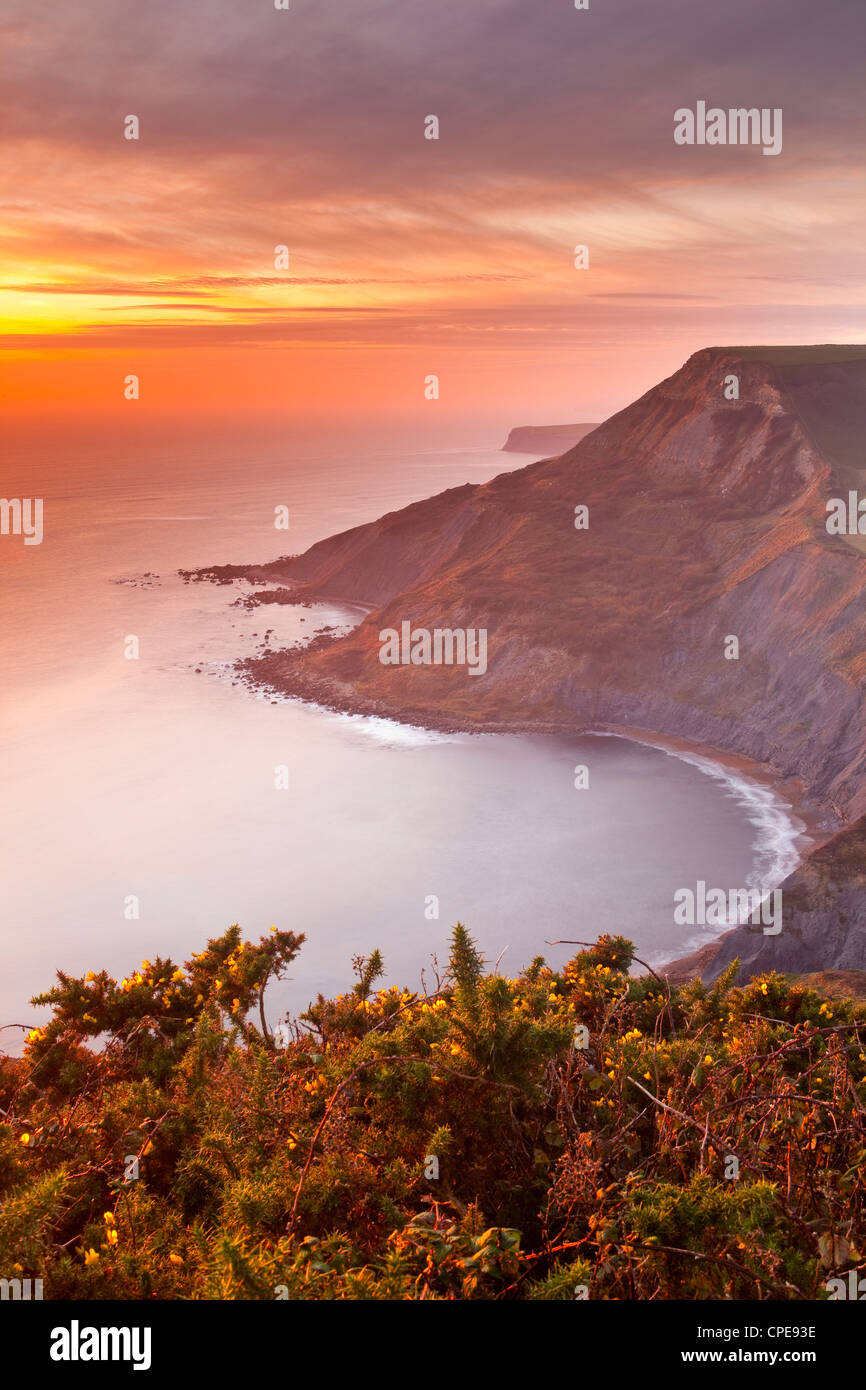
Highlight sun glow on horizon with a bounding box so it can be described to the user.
[2,0,865,422]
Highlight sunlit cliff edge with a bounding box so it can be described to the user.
[206,346,866,981]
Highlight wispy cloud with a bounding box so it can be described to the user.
[2,0,864,416]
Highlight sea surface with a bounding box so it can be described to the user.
[0,421,807,1044]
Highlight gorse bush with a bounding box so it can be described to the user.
[1,925,865,1299]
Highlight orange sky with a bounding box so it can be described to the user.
[2,0,865,430]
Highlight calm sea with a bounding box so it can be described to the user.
[0,420,806,1044]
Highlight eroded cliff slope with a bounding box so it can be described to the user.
[245,346,866,827]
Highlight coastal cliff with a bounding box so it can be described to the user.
[502,423,597,455]
[222,345,866,979]
[700,817,866,983]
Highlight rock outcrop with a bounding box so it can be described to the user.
[221,345,866,979]
[502,423,597,455]
[702,817,866,983]
[245,347,866,812]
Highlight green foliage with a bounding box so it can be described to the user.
[449,922,484,1016]
[2,923,865,1299]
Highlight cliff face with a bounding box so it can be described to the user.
[703,817,866,984]
[502,423,597,455]
[248,346,866,828]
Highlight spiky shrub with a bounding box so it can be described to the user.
[1,924,865,1299]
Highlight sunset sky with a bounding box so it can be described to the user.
[2,0,864,430]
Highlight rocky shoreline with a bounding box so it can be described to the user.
[226,595,836,986]
[190,346,866,989]
[239,634,831,833]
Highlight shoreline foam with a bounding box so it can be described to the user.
[232,630,820,972]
